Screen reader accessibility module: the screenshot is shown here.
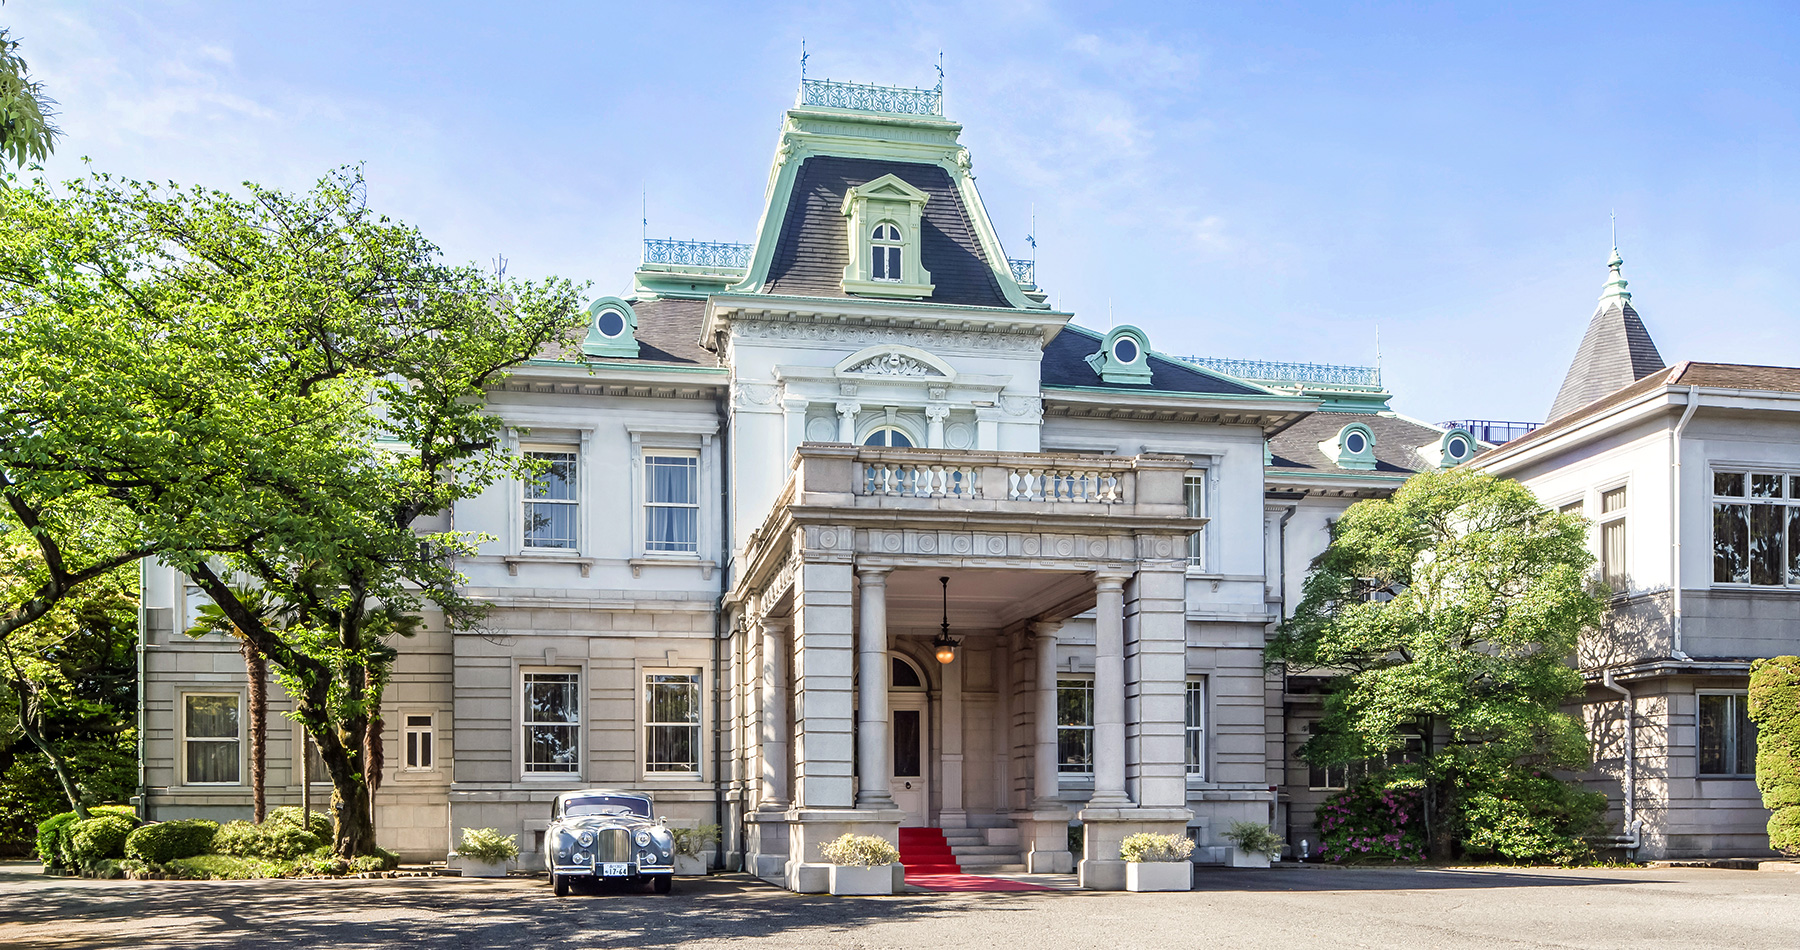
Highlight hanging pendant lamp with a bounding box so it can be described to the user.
[933,575,961,664]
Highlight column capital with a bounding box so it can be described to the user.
[836,400,862,416]
[856,565,892,584]
[1094,571,1131,591]
[1029,620,1063,640]
[925,404,951,422]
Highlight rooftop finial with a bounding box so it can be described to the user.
[801,38,808,81]
[1600,237,1630,303]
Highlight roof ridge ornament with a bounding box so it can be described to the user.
[1600,244,1631,304]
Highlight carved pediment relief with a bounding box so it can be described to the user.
[833,344,956,381]
[847,353,944,377]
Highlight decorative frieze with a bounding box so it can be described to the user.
[731,320,1041,356]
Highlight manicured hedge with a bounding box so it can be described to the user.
[1749,656,1800,855]
[35,805,138,868]
[125,819,220,864]
[213,819,321,860]
[69,815,137,865]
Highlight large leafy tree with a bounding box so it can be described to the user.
[1267,467,1607,859]
[0,24,59,167]
[0,167,584,855]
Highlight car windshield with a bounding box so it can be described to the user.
[561,795,652,818]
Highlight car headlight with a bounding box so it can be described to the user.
[638,850,653,865]
[635,831,652,847]
[578,831,594,847]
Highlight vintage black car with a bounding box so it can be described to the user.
[544,789,676,895]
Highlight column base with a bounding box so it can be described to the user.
[1076,806,1193,891]
[1021,805,1073,874]
[745,810,790,886]
[781,806,905,893]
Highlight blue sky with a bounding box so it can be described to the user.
[11,2,1798,422]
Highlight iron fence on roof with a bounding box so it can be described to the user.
[642,239,752,269]
[798,78,944,117]
[1008,259,1035,287]
[1438,420,1541,444]
[1183,357,1381,388]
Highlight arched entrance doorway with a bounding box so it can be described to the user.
[889,654,930,826]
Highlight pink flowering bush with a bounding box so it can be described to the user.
[1315,779,1426,863]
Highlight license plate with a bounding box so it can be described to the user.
[601,863,629,877]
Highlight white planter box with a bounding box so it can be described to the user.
[459,859,510,878]
[673,853,708,876]
[829,863,896,896]
[1126,861,1193,892]
[1229,848,1272,869]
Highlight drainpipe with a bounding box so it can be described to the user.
[712,390,732,871]
[1600,668,1642,857]
[136,558,150,822]
[1276,506,1298,622]
[1669,385,1700,660]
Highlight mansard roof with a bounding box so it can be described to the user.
[1266,411,1461,478]
[599,297,719,367]
[762,156,1013,308]
[1547,248,1665,421]
[1040,324,1271,396]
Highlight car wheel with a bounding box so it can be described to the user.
[653,875,673,894]
[552,872,570,897]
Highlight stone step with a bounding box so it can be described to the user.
[948,844,1021,856]
[958,862,1028,873]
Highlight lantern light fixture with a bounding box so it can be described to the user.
[932,575,961,664]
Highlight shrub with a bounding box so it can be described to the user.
[125,819,219,863]
[457,827,519,864]
[1316,777,1427,863]
[1221,821,1284,857]
[1119,832,1194,863]
[670,823,720,857]
[35,812,80,867]
[166,854,289,880]
[266,806,332,841]
[818,833,898,867]
[1460,769,1606,866]
[68,814,137,865]
[1749,656,1800,855]
[213,819,321,860]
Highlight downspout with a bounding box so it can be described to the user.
[712,389,732,871]
[136,558,150,822]
[1600,668,1641,857]
[1276,506,1298,621]
[1669,385,1700,660]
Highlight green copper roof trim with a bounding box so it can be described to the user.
[522,358,727,376]
[1600,246,1631,302]
[1042,383,1314,404]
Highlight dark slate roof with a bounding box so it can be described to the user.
[1547,297,1665,421]
[1267,411,1452,477]
[1040,325,1270,396]
[613,297,718,366]
[762,156,1014,308]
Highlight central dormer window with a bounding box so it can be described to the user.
[871,222,903,281]
[840,174,934,298]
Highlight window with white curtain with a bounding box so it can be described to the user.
[1600,486,1628,591]
[1185,678,1206,778]
[644,453,699,553]
[1184,473,1207,568]
[523,449,579,549]
[183,694,241,784]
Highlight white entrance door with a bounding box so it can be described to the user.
[890,695,929,826]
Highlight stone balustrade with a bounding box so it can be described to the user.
[786,444,1191,515]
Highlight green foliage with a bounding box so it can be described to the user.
[1459,767,1606,865]
[36,805,134,867]
[1220,822,1284,857]
[1119,832,1195,863]
[266,806,332,841]
[1748,656,1800,855]
[125,820,219,864]
[457,827,519,864]
[166,854,290,880]
[1270,468,1607,858]
[213,819,322,861]
[1068,822,1083,857]
[68,813,137,865]
[669,823,720,857]
[0,28,60,166]
[0,735,138,855]
[1316,777,1427,863]
[818,833,899,867]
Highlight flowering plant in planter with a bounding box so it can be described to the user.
[1221,822,1284,857]
[819,833,899,867]
[1118,832,1194,863]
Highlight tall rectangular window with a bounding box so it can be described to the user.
[1713,471,1799,587]
[523,670,580,773]
[1601,486,1628,591]
[1185,678,1206,778]
[1056,678,1094,774]
[184,694,241,784]
[644,453,699,553]
[404,714,434,770]
[644,672,701,774]
[523,450,579,549]
[1184,473,1207,568]
[1698,693,1757,776]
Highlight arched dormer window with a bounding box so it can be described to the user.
[863,427,914,448]
[871,222,903,281]
[1320,421,1378,471]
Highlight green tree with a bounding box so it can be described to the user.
[0,167,584,855]
[1748,656,1800,855]
[1267,467,1607,860]
[0,24,59,166]
[187,588,290,824]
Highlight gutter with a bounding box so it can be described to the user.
[1669,386,1701,660]
[1598,669,1642,857]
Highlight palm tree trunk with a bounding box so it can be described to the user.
[240,636,267,823]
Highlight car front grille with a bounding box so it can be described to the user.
[596,828,631,864]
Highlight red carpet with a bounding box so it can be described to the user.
[906,873,1057,892]
[897,828,961,875]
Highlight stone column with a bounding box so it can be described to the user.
[836,401,861,444]
[1090,572,1131,807]
[940,642,966,828]
[1023,620,1073,873]
[925,405,949,449]
[855,566,895,810]
[759,618,790,810]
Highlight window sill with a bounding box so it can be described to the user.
[505,553,596,577]
[630,557,715,580]
[842,278,934,298]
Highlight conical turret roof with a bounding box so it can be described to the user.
[1546,247,1666,421]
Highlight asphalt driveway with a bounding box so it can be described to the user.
[2,861,1797,949]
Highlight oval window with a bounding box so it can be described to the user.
[1447,436,1469,459]
[595,310,626,338]
[1112,337,1139,364]
[1344,431,1368,455]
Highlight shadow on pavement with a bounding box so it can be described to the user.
[1194,865,1646,893]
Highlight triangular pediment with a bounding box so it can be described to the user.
[844,173,930,206]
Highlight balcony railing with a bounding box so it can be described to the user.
[1439,419,1541,444]
[1008,259,1035,288]
[642,238,752,269]
[858,453,1129,503]
[798,78,944,117]
[1182,357,1381,388]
